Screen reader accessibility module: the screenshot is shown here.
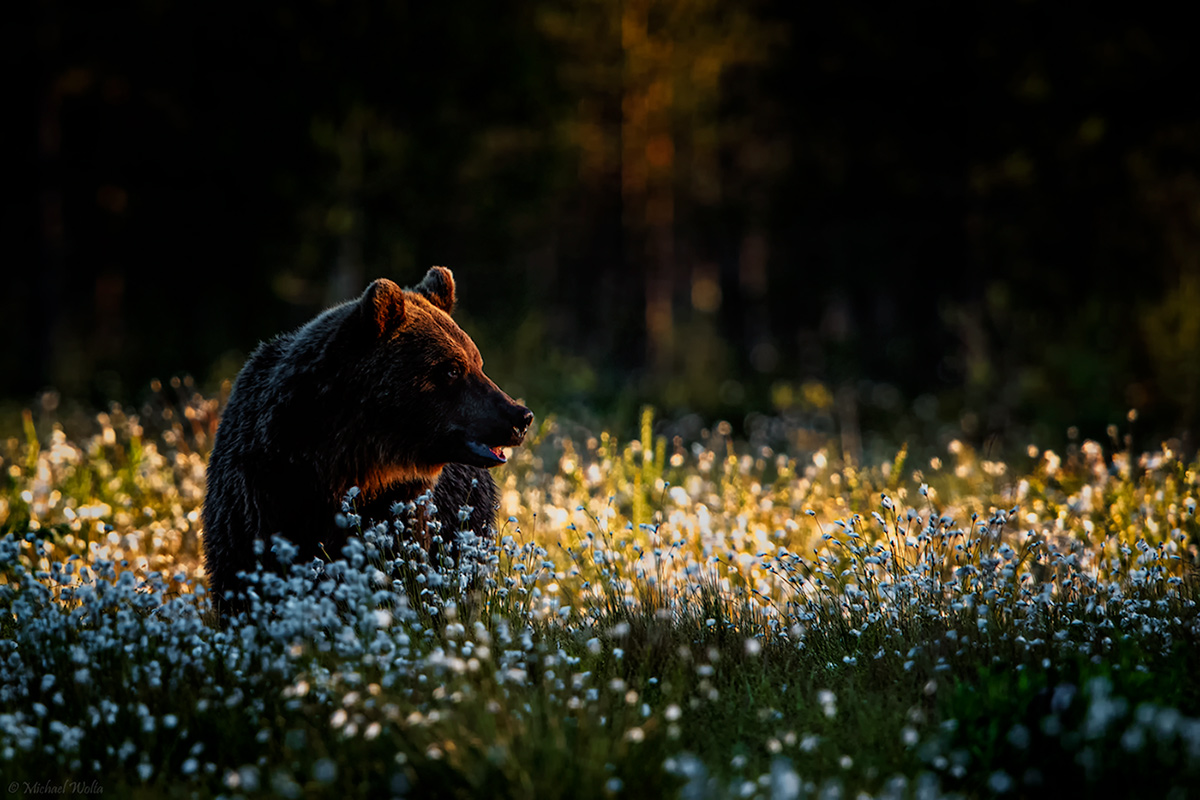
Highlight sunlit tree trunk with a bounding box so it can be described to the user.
[542,0,779,382]
[621,0,676,371]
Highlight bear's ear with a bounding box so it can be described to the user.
[414,266,456,315]
[361,278,406,337]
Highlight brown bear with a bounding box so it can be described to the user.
[201,267,532,615]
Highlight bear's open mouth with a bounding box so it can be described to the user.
[465,440,508,467]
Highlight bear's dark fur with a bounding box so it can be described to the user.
[202,267,532,614]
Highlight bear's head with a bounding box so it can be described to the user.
[334,267,533,493]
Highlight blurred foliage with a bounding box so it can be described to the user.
[7,0,1200,454]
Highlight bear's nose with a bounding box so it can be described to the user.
[515,407,534,438]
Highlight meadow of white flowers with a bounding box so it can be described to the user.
[1,401,1198,798]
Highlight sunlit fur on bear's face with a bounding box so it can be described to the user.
[342,288,531,493]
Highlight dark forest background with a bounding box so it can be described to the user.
[5,0,1199,457]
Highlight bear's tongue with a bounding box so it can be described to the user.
[466,440,508,466]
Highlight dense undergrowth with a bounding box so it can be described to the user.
[1,394,1199,798]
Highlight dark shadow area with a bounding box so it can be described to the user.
[6,0,1198,456]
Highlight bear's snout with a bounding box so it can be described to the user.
[448,391,533,469]
[491,402,533,449]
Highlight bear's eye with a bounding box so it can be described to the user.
[445,365,462,382]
